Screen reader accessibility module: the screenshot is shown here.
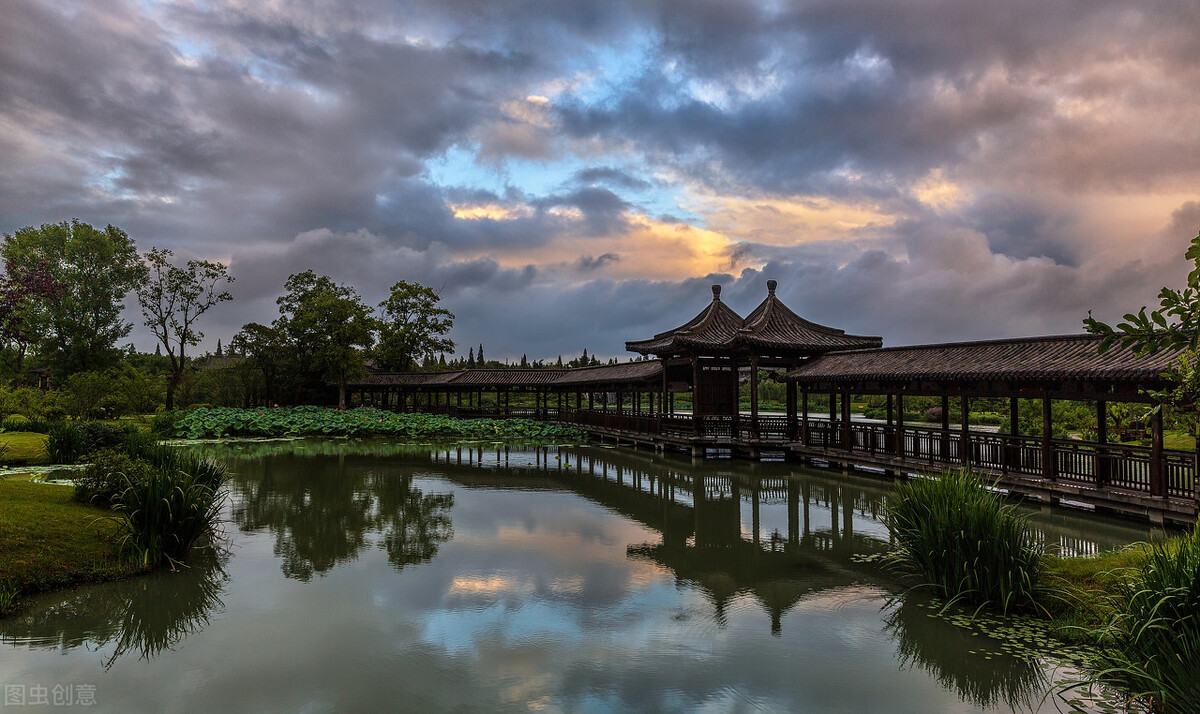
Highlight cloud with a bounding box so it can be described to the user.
[1,0,1198,363]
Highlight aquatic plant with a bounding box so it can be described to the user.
[884,469,1047,614]
[166,405,586,442]
[1091,525,1200,713]
[43,422,90,464]
[112,454,229,568]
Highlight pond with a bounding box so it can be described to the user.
[1,440,1157,712]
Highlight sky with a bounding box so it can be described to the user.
[2,0,1199,361]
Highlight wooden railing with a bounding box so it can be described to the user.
[554,409,1195,502]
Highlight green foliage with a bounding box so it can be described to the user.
[884,470,1047,614]
[136,246,234,409]
[276,270,375,409]
[1090,525,1200,713]
[0,416,53,434]
[73,448,155,509]
[63,371,110,419]
[43,421,150,464]
[374,280,454,372]
[1,220,147,376]
[151,410,180,438]
[44,422,90,464]
[1085,228,1200,430]
[111,457,228,568]
[0,385,65,421]
[166,405,586,441]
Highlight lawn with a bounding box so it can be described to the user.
[0,431,48,465]
[0,475,142,615]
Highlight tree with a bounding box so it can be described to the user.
[1085,227,1200,427]
[0,257,61,379]
[277,271,374,409]
[1,220,146,376]
[135,247,234,409]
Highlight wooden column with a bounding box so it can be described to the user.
[1150,405,1165,497]
[1042,392,1055,480]
[840,388,852,451]
[941,394,951,461]
[885,393,894,454]
[692,358,702,436]
[896,392,906,459]
[786,381,798,440]
[800,387,810,445]
[750,357,759,439]
[829,392,838,447]
[1096,400,1109,487]
[959,394,970,467]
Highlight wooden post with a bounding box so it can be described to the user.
[750,357,759,440]
[1042,392,1055,480]
[800,387,810,445]
[941,394,951,462]
[960,393,970,467]
[885,393,894,454]
[841,388,852,452]
[896,392,906,459]
[1150,405,1165,498]
[786,380,798,440]
[1096,400,1109,487]
[829,392,838,447]
[692,358,703,436]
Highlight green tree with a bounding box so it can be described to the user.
[1085,228,1200,429]
[374,279,453,372]
[1,220,146,376]
[277,271,374,409]
[231,322,288,405]
[135,247,234,409]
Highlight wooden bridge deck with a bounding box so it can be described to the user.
[550,408,1197,525]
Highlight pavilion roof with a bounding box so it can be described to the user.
[736,280,882,353]
[784,334,1184,386]
[626,282,881,357]
[625,285,746,355]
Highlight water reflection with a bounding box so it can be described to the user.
[1,440,1158,712]
[229,451,454,580]
[884,595,1048,711]
[0,550,228,668]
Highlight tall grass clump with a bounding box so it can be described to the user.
[1091,525,1200,713]
[44,422,90,464]
[112,452,229,568]
[884,469,1047,614]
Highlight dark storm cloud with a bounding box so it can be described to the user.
[2,0,1198,357]
[572,253,621,272]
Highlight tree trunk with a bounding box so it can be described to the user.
[166,369,181,410]
[338,370,347,410]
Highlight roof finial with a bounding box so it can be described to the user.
[767,279,777,296]
[711,284,722,301]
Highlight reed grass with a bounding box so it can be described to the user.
[1090,525,1200,713]
[110,449,229,568]
[884,469,1048,614]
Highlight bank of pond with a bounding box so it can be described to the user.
[0,423,1196,711]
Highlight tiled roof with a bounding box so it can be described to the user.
[626,285,745,355]
[736,280,882,352]
[784,334,1184,385]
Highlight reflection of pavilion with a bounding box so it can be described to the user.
[428,445,892,635]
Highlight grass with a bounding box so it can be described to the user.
[0,431,48,465]
[1086,527,1200,713]
[884,469,1050,614]
[0,474,143,615]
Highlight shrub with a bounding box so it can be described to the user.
[150,410,180,439]
[0,416,55,434]
[112,455,229,568]
[1092,526,1200,713]
[884,469,1047,614]
[44,422,90,464]
[73,448,155,509]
